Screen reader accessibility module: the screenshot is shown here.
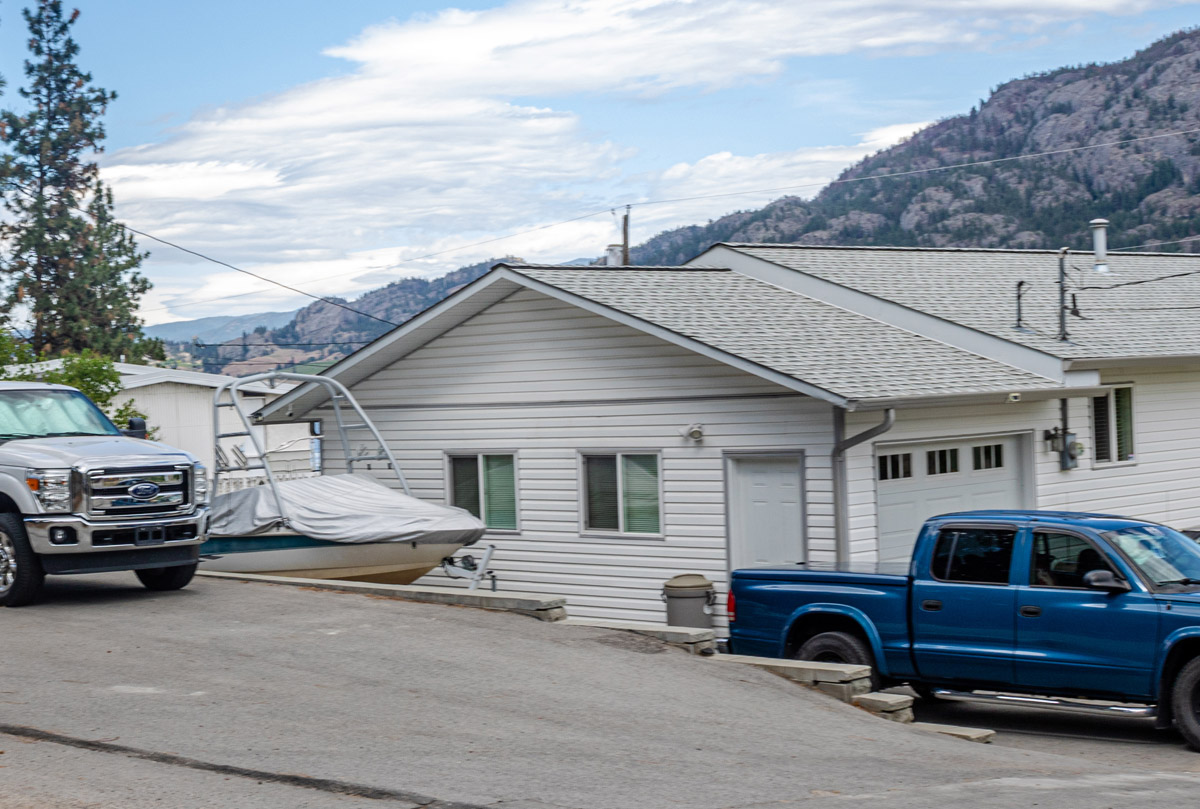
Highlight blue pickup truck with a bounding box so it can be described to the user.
[728,510,1200,748]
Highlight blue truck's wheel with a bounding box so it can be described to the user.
[0,512,44,608]
[794,631,880,690]
[1171,656,1200,750]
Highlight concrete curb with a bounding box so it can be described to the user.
[195,571,568,621]
[559,618,717,654]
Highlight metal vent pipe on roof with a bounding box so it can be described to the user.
[1090,218,1110,274]
[605,244,623,266]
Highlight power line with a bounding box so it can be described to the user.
[0,179,399,329]
[191,339,374,348]
[135,125,1200,315]
[1110,234,1200,252]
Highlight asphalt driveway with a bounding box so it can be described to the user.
[3,573,1199,808]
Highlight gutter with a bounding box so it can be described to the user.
[831,408,895,566]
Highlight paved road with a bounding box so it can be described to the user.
[3,573,1200,809]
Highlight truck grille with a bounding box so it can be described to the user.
[86,466,192,520]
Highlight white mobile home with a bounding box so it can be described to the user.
[260,239,1200,627]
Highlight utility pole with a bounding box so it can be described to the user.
[621,204,631,265]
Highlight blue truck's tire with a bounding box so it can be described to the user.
[0,512,44,607]
[1171,656,1200,750]
[794,631,880,690]
[135,563,197,591]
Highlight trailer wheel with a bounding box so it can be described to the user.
[1171,656,1200,749]
[0,512,44,607]
[136,563,197,592]
[794,631,879,690]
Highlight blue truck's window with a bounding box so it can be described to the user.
[1030,531,1115,588]
[930,527,1016,584]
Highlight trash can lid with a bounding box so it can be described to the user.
[663,573,714,590]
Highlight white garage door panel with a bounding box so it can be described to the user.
[876,435,1027,564]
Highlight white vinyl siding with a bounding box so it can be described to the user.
[316,289,835,626]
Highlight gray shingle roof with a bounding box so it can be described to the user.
[512,266,1061,402]
[723,244,1200,360]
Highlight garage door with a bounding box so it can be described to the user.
[876,435,1028,564]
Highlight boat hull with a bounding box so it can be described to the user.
[198,534,462,583]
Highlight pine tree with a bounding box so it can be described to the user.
[0,1,159,360]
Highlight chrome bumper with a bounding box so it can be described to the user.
[24,508,209,555]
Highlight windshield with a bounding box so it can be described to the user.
[0,390,119,439]
[1101,524,1200,587]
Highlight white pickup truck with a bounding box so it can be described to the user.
[0,381,209,606]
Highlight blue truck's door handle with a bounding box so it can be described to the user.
[1020,605,1042,617]
[921,599,942,611]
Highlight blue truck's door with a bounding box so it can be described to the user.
[910,523,1019,684]
[1014,528,1159,698]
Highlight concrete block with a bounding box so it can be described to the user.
[816,678,873,702]
[196,571,568,620]
[853,692,915,713]
[910,722,995,743]
[709,655,870,685]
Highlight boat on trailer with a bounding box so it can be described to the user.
[199,372,484,582]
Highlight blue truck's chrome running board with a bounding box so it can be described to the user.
[930,689,1157,718]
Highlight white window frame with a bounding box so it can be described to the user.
[445,451,521,533]
[1091,384,1136,467]
[578,450,665,539]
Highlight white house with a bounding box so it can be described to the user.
[29,362,317,483]
[258,235,1200,627]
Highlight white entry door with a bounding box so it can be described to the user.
[728,455,805,570]
[876,435,1028,564]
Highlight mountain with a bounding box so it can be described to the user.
[147,310,300,344]
[190,27,1200,374]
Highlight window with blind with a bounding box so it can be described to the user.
[583,453,661,535]
[1091,386,1135,464]
[449,454,518,530]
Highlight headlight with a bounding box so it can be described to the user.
[193,464,209,505]
[26,469,73,513]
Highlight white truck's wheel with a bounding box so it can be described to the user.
[0,513,44,607]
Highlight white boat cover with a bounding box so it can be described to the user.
[209,474,485,546]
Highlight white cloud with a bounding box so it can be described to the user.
[115,0,1179,324]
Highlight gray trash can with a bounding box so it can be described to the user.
[662,573,716,629]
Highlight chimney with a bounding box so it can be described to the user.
[1089,218,1110,273]
[605,244,623,266]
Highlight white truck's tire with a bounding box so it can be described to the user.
[0,512,44,607]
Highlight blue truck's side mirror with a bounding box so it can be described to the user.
[1083,569,1130,593]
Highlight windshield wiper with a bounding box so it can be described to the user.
[1159,578,1200,586]
[0,432,38,439]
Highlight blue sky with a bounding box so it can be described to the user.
[1,1,1198,324]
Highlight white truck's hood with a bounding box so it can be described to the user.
[0,435,196,468]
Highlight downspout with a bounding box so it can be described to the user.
[832,407,896,567]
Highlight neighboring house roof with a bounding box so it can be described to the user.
[710,244,1200,362]
[26,360,297,396]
